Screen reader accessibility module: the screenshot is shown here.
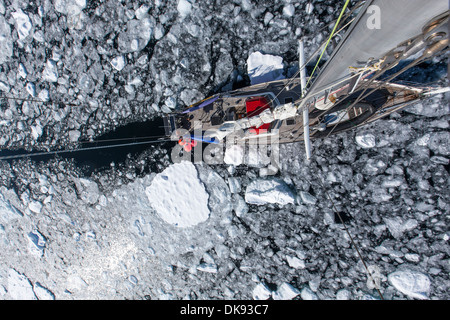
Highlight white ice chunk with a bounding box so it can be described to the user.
[12,9,32,40]
[68,130,81,142]
[405,100,448,118]
[30,124,42,140]
[28,229,46,256]
[18,63,28,78]
[0,80,10,92]
[233,194,248,217]
[282,4,295,17]
[428,132,450,156]
[177,0,192,19]
[38,89,50,102]
[145,161,210,228]
[0,192,23,222]
[430,156,449,165]
[383,217,418,239]
[28,201,42,214]
[224,144,245,166]
[26,82,36,97]
[66,275,88,292]
[336,289,351,300]
[247,52,284,85]
[110,55,126,71]
[247,146,271,168]
[300,286,318,300]
[78,178,100,204]
[299,191,317,205]
[0,16,13,64]
[164,96,176,110]
[356,133,376,148]
[240,0,252,11]
[286,255,305,269]
[388,269,430,300]
[7,269,37,300]
[245,178,295,205]
[33,282,55,300]
[42,59,58,82]
[135,4,150,20]
[228,177,241,194]
[54,0,86,15]
[272,282,300,300]
[264,12,274,25]
[252,283,272,300]
[118,18,154,53]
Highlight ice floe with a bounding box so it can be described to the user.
[12,9,32,40]
[388,269,431,300]
[245,178,295,205]
[247,51,284,85]
[146,161,210,228]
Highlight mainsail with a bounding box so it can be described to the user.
[304,0,449,103]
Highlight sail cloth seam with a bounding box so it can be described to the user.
[303,0,351,92]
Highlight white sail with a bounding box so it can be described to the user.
[305,0,449,102]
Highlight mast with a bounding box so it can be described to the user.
[299,39,311,160]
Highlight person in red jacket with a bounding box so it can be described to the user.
[178,136,197,152]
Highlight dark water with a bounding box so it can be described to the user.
[0,117,172,176]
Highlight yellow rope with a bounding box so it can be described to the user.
[348,58,385,73]
[303,0,351,92]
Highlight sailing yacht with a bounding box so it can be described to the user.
[163,0,449,158]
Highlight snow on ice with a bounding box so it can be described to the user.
[224,144,245,166]
[11,9,32,40]
[272,282,300,300]
[110,56,126,71]
[177,0,193,19]
[388,269,431,300]
[252,282,272,300]
[145,161,210,228]
[7,269,37,300]
[0,192,23,221]
[356,133,376,148]
[0,15,13,64]
[42,59,58,83]
[247,51,284,85]
[245,178,296,206]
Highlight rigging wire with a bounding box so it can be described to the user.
[312,168,385,300]
[180,0,359,123]
[0,94,78,107]
[302,0,351,92]
[232,17,361,123]
[323,55,435,139]
[280,46,447,144]
[0,138,172,161]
